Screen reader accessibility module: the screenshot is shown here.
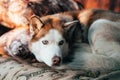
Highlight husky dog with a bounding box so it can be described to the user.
[0,9,120,73]
[0,13,79,66]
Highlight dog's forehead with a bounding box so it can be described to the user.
[31,19,64,42]
[43,17,63,29]
[43,29,63,41]
[31,15,71,42]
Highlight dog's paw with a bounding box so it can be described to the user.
[8,40,34,59]
[8,40,22,55]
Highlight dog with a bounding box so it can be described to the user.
[0,0,82,67]
[0,9,120,73]
[0,13,80,66]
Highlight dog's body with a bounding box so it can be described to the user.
[0,9,120,73]
[65,19,120,72]
[62,9,120,72]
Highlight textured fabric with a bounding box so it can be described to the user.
[0,44,120,80]
[0,57,90,80]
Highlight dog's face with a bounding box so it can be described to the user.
[30,28,67,66]
[29,15,78,67]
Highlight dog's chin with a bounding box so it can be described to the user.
[37,60,52,67]
[44,63,60,67]
[35,56,62,68]
[44,61,62,68]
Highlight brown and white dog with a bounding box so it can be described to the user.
[0,13,79,66]
[0,9,120,73]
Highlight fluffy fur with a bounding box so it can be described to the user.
[0,9,120,73]
[61,9,120,73]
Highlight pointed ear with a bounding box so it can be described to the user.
[63,20,80,45]
[29,15,44,33]
[63,20,79,30]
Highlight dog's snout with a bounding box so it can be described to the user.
[52,56,61,66]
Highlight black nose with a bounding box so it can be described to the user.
[52,56,61,66]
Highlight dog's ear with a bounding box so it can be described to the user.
[63,20,79,30]
[63,20,79,34]
[29,15,44,33]
[63,20,80,46]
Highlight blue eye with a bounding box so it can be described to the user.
[42,40,49,45]
[59,40,64,45]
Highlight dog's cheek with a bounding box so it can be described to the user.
[34,54,43,62]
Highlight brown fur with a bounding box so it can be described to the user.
[0,9,120,70]
[30,13,77,42]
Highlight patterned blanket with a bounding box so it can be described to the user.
[0,44,120,80]
[0,57,91,80]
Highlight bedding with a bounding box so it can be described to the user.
[0,43,120,80]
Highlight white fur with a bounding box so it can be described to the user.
[58,19,120,71]
[29,29,68,66]
[87,19,120,70]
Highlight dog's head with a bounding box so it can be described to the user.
[29,15,78,67]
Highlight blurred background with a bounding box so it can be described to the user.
[0,0,120,35]
[74,0,120,12]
